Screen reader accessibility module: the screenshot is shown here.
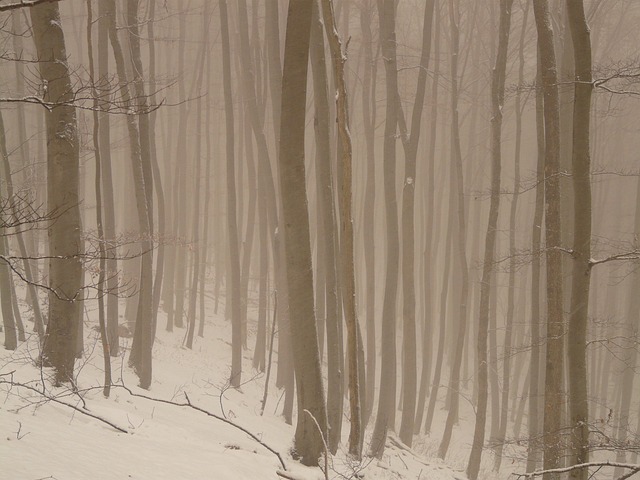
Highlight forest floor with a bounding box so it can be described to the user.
[1,294,484,480]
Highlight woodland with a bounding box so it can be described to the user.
[0,0,640,479]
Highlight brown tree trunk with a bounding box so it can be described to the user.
[533,1,565,477]
[279,0,328,466]
[566,2,592,478]
[467,1,513,478]
[31,1,83,384]
[219,0,243,388]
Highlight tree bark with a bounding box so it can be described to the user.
[467,2,513,478]
[279,0,328,466]
[30,1,83,384]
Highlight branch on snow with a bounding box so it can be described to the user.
[114,383,288,471]
[514,461,640,480]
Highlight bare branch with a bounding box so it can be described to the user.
[0,0,60,12]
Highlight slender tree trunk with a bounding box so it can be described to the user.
[439,0,470,458]
[370,0,400,459]
[219,0,243,388]
[104,0,154,389]
[86,0,111,397]
[466,2,513,478]
[310,0,343,453]
[495,4,529,472]
[533,2,565,477]
[358,0,378,428]
[320,0,362,458]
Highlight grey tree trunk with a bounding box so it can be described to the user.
[31,1,83,385]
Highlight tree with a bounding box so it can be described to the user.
[369,0,400,459]
[279,0,328,466]
[467,1,513,478]
[533,1,565,477]
[30,0,83,385]
[565,2,593,479]
[219,0,243,388]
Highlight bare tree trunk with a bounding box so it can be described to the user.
[533,1,565,477]
[439,0,470,458]
[527,46,547,475]
[320,0,362,458]
[466,2,513,478]
[30,1,83,384]
[104,0,154,389]
[358,0,378,429]
[219,0,243,388]
[495,4,529,472]
[369,0,400,459]
[394,0,436,448]
[97,0,119,357]
[279,0,328,466]
[310,0,343,453]
[566,3,592,478]
[86,0,111,397]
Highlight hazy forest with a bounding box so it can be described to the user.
[0,0,639,479]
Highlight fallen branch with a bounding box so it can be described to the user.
[0,379,128,434]
[513,460,640,480]
[114,384,287,470]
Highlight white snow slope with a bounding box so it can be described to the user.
[1,302,467,480]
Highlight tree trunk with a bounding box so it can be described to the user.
[369,0,400,459]
[310,0,343,454]
[219,0,243,388]
[279,0,328,466]
[566,3,592,478]
[30,1,83,385]
[320,0,362,458]
[466,2,513,478]
[533,1,565,477]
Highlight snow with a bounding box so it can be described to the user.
[1,299,467,480]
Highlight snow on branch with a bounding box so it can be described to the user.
[514,461,640,480]
[0,0,60,12]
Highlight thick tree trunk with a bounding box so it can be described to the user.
[566,3,592,478]
[30,2,83,385]
[279,0,328,466]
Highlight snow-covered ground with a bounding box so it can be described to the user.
[1,299,469,480]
